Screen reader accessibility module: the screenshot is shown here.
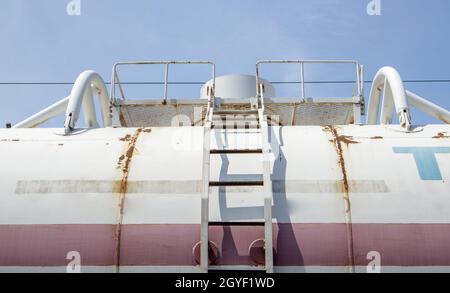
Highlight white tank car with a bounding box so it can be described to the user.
[1,60,450,273]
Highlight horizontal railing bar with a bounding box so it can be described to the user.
[114,61,215,66]
[257,60,359,65]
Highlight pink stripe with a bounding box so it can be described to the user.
[0,225,115,266]
[120,225,199,266]
[352,224,450,266]
[1,224,450,267]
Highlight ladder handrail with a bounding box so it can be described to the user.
[111,61,216,105]
[200,120,212,273]
[258,84,274,273]
[200,71,215,273]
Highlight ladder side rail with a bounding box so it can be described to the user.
[200,121,212,273]
[258,84,274,273]
[200,84,215,273]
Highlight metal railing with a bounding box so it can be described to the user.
[111,61,216,104]
[256,60,364,99]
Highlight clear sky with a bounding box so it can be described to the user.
[1,0,450,126]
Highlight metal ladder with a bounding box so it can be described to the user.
[200,85,274,273]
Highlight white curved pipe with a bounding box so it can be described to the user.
[13,96,70,128]
[64,71,112,135]
[406,90,450,124]
[367,67,411,129]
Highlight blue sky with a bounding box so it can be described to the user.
[1,0,450,126]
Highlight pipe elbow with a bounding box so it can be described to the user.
[64,71,111,134]
[367,66,411,128]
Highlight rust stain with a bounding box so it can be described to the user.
[336,135,359,147]
[119,134,132,142]
[114,128,144,272]
[119,110,127,127]
[323,125,355,272]
[433,132,449,139]
[116,155,126,169]
[370,136,384,140]
[324,126,351,198]
[322,127,359,147]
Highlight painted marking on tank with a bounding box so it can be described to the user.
[393,147,450,181]
[14,180,389,195]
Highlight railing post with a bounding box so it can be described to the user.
[164,63,169,104]
[300,62,305,99]
[256,62,261,97]
[356,63,361,97]
[111,65,117,103]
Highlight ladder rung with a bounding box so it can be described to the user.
[214,110,259,115]
[213,115,259,120]
[210,149,263,154]
[212,119,259,125]
[211,124,260,130]
[209,221,265,227]
[209,181,264,187]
